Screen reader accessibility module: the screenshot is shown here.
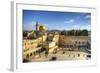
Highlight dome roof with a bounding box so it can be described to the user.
[39,25,46,31]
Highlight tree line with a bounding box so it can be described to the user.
[60,29,89,36]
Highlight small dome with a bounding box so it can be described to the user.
[39,25,46,31]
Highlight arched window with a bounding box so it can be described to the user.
[78,54,80,57]
[26,54,29,58]
[33,52,36,56]
[30,53,32,56]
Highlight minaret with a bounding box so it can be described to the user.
[36,22,39,31]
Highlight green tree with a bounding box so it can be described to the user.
[60,30,67,35]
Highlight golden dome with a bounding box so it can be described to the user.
[39,25,46,31]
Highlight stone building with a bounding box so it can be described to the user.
[59,35,90,51]
[23,33,47,60]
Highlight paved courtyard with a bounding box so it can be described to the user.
[28,48,90,62]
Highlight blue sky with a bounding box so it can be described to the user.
[23,10,91,31]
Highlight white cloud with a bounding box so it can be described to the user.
[64,19,75,24]
[23,22,36,31]
[85,15,91,19]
